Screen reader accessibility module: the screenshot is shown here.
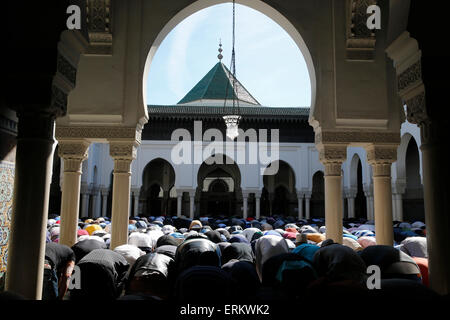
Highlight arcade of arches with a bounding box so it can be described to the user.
[2,0,450,299]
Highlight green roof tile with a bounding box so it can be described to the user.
[177,62,259,105]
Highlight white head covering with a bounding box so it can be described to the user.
[162,225,175,235]
[241,228,261,242]
[342,237,363,251]
[114,244,145,265]
[129,232,153,249]
[146,229,164,248]
[255,235,290,281]
[399,236,427,258]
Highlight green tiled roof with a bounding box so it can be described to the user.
[148,104,310,121]
[177,62,260,105]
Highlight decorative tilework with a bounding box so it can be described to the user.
[0,161,14,279]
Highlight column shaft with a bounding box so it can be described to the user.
[133,194,139,217]
[189,195,195,219]
[372,166,394,246]
[305,197,311,219]
[58,141,89,247]
[101,191,108,217]
[177,195,182,217]
[80,193,90,218]
[347,197,355,218]
[255,195,261,219]
[243,195,248,219]
[324,163,343,244]
[6,115,55,299]
[110,159,132,249]
[298,195,304,220]
[365,144,398,247]
[421,137,450,294]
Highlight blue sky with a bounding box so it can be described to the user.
[146,3,311,108]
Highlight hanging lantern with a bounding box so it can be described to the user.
[222,0,241,140]
[223,114,241,140]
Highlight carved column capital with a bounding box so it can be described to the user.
[365,145,397,177]
[317,145,347,176]
[109,141,138,160]
[58,140,90,173]
[365,145,397,164]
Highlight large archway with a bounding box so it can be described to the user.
[141,158,176,216]
[196,154,242,217]
[142,0,317,113]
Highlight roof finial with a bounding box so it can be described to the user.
[218,39,223,61]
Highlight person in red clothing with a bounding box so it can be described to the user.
[413,257,429,287]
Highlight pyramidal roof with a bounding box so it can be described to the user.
[177,62,260,106]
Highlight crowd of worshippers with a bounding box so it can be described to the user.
[33,215,439,301]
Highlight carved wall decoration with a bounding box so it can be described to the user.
[398,60,422,93]
[346,0,377,60]
[316,131,400,144]
[109,142,138,160]
[56,126,141,143]
[56,53,77,87]
[405,92,428,125]
[50,85,68,117]
[86,0,113,54]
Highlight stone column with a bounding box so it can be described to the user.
[5,112,56,299]
[91,186,100,218]
[162,190,169,216]
[297,191,304,220]
[109,142,137,250]
[177,191,183,217]
[391,182,405,221]
[392,193,403,221]
[418,121,450,294]
[189,190,195,219]
[80,183,90,218]
[304,191,311,220]
[133,190,140,217]
[58,141,90,247]
[366,145,397,246]
[255,192,261,219]
[345,188,357,219]
[318,145,347,244]
[364,185,374,221]
[242,192,249,219]
[101,187,108,217]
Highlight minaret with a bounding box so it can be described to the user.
[218,40,223,61]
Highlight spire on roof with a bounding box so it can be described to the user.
[218,40,223,61]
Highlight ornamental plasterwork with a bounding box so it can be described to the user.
[318,146,347,163]
[346,0,377,60]
[86,0,113,54]
[324,162,344,176]
[386,32,429,129]
[56,126,141,142]
[405,91,428,126]
[58,141,90,159]
[109,142,138,160]
[50,85,68,117]
[316,131,400,144]
[56,52,77,87]
[397,60,422,93]
[365,145,397,164]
